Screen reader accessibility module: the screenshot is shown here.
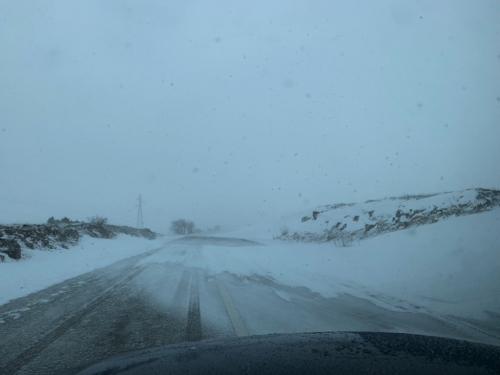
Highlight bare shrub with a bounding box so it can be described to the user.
[170,219,197,235]
[87,215,108,226]
[332,233,354,248]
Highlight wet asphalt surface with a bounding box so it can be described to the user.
[1,237,499,375]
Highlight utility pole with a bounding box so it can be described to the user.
[136,194,144,229]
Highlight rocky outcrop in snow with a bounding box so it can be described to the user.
[278,188,500,244]
[0,223,157,260]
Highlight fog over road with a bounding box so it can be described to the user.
[0,237,497,375]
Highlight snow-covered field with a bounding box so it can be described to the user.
[0,235,163,306]
[140,208,500,321]
[1,206,498,324]
[224,188,499,243]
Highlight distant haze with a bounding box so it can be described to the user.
[1,1,499,233]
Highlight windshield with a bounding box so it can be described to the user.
[1,1,499,374]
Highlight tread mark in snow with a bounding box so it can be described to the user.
[186,271,202,342]
[0,267,148,375]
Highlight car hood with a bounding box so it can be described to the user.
[74,331,500,375]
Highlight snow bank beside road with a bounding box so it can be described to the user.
[0,235,163,306]
[142,209,500,321]
[226,188,500,244]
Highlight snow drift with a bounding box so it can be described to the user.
[226,188,500,243]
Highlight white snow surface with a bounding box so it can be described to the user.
[1,201,498,323]
[140,208,500,320]
[223,189,486,242]
[0,235,163,306]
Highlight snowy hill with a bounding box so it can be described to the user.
[223,188,500,243]
[0,223,157,261]
[271,188,500,244]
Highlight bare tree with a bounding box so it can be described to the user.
[170,219,197,235]
[87,215,108,226]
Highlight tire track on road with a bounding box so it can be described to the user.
[172,269,190,310]
[186,271,202,341]
[171,268,203,342]
[0,267,148,375]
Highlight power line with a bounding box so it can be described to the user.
[136,194,144,229]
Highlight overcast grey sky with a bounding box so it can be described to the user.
[1,0,499,232]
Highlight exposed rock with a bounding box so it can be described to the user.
[0,239,22,260]
[0,223,158,260]
[277,188,500,244]
[365,224,375,232]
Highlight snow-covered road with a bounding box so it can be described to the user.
[1,236,498,375]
